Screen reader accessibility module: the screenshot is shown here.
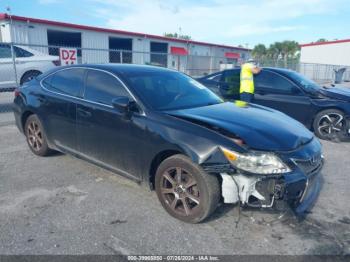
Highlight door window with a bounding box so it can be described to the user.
[0,44,12,58]
[207,73,222,82]
[42,68,85,97]
[222,70,240,95]
[14,46,34,58]
[254,70,297,94]
[85,70,129,105]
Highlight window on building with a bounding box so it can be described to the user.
[150,42,168,67]
[85,70,130,105]
[109,37,133,64]
[47,30,82,58]
[42,68,85,97]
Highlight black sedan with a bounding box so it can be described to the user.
[198,68,350,141]
[13,64,323,223]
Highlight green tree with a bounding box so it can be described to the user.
[252,44,267,60]
[316,38,327,43]
[280,40,300,67]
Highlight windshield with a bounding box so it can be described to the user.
[285,70,321,92]
[124,70,223,110]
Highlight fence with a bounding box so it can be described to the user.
[0,42,236,90]
[1,42,350,93]
[257,58,350,84]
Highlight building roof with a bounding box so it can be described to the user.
[300,39,350,47]
[0,13,251,51]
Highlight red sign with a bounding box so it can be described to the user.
[59,48,77,65]
[170,47,188,56]
[225,52,240,59]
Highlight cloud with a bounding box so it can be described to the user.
[88,0,345,45]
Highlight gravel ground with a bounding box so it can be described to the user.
[0,109,349,255]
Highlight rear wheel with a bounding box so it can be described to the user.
[25,114,52,156]
[155,154,220,223]
[313,109,347,141]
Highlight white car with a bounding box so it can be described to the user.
[0,43,59,90]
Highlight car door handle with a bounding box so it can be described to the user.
[77,108,92,118]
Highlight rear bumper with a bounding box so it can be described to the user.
[13,97,24,133]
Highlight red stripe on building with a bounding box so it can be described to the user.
[0,13,251,51]
[170,47,188,55]
[300,39,350,47]
[225,52,240,59]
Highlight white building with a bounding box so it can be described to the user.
[300,39,350,66]
[0,13,251,75]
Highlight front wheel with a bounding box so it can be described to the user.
[313,109,347,141]
[155,154,220,223]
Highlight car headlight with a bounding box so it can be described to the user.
[221,147,291,175]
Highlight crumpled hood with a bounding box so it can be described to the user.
[319,87,350,101]
[167,102,313,151]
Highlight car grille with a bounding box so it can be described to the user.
[293,153,323,177]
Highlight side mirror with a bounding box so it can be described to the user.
[112,96,137,114]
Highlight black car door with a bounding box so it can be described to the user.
[199,72,222,95]
[218,69,240,99]
[40,68,85,151]
[253,70,313,125]
[76,69,141,180]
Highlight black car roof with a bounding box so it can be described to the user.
[59,64,175,74]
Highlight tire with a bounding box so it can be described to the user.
[24,114,52,156]
[20,70,42,85]
[155,154,220,223]
[313,109,347,141]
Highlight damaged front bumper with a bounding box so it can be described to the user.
[202,138,323,215]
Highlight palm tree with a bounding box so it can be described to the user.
[281,40,300,68]
[252,44,267,62]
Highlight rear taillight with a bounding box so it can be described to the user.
[52,60,61,66]
[14,88,20,97]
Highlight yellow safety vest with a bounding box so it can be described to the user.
[240,63,255,94]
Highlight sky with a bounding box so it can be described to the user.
[1,0,350,48]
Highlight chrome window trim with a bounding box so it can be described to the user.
[39,66,146,116]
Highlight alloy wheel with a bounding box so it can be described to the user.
[27,120,43,151]
[160,167,200,216]
[317,113,345,136]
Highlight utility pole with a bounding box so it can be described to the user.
[7,6,19,88]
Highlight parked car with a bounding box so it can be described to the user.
[197,68,350,141]
[13,64,323,223]
[0,43,59,90]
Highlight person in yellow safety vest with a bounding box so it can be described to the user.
[240,59,261,102]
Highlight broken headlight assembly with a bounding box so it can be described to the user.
[221,147,291,175]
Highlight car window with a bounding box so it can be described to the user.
[0,44,12,58]
[43,68,85,97]
[14,46,34,58]
[207,73,222,82]
[85,70,129,105]
[125,71,222,111]
[254,70,296,94]
[223,70,240,95]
